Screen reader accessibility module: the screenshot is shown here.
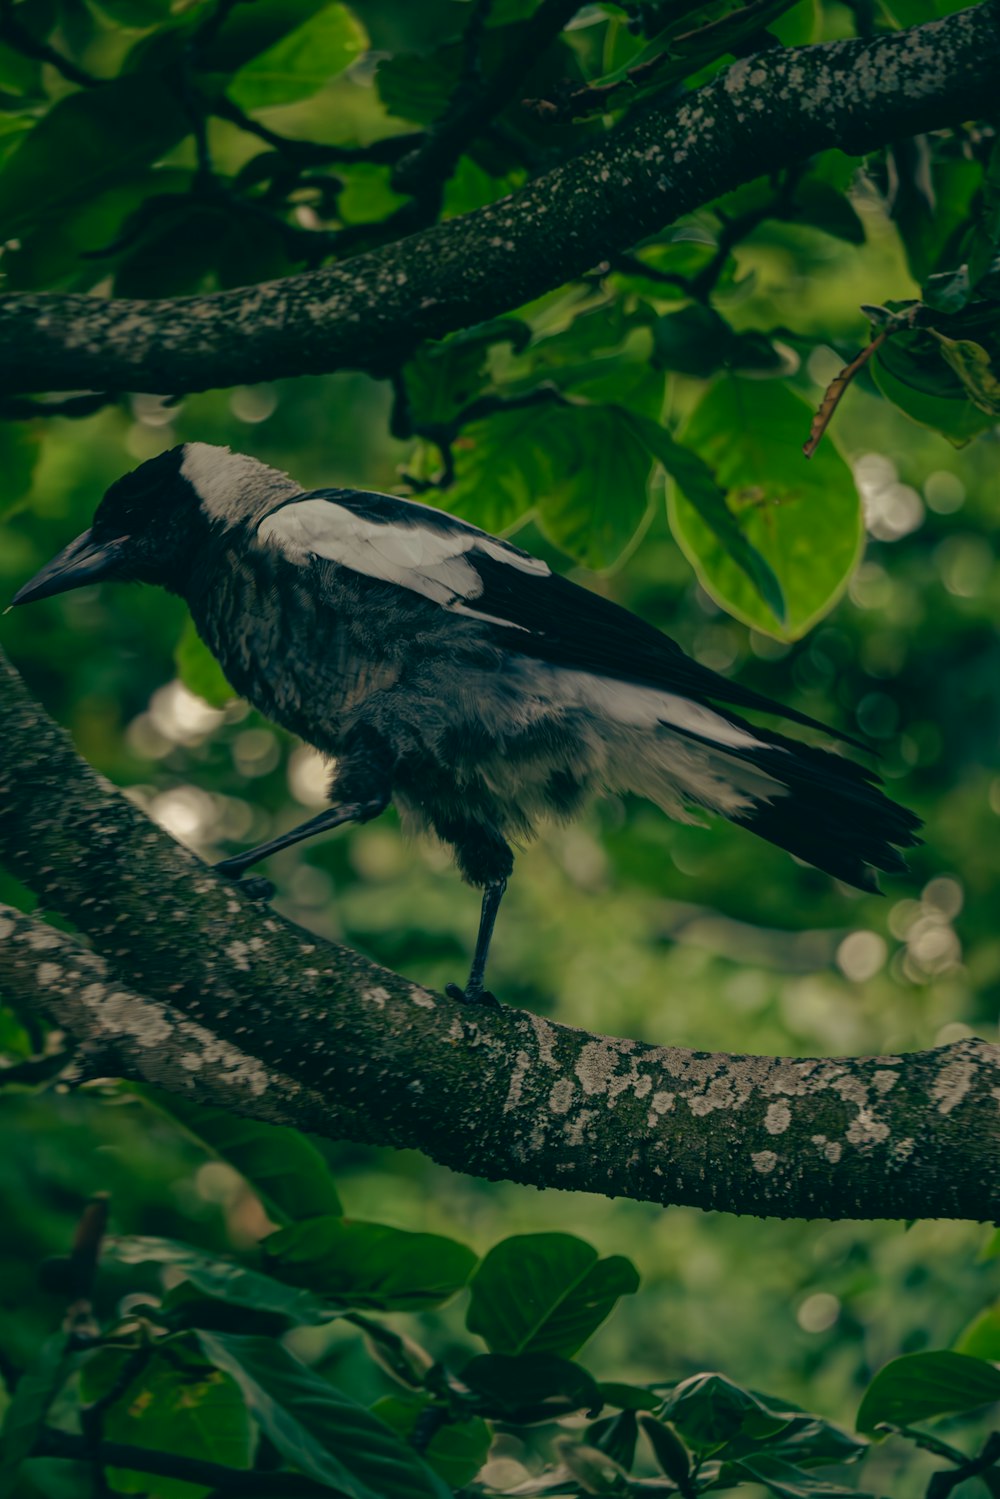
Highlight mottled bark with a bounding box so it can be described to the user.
[1,2,998,397]
[0,647,997,1221]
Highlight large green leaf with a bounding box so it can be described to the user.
[261,1216,477,1310]
[0,1334,71,1499]
[667,378,863,641]
[857,1351,1000,1434]
[0,75,189,239]
[81,1346,254,1499]
[229,4,367,109]
[465,1233,639,1358]
[198,1332,451,1499]
[105,1236,342,1325]
[142,1090,342,1224]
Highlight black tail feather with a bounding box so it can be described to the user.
[724,725,922,891]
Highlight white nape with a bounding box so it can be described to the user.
[181,442,294,523]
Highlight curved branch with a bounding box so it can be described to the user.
[1,3,998,396]
[0,647,997,1221]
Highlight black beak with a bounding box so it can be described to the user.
[11,529,128,607]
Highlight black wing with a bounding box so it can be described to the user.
[257,486,863,748]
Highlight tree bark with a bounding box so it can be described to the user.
[1,2,998,397]
[1,647,997,1222]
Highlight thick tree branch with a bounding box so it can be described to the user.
[0,647,998,1221]
[1,3,998,396]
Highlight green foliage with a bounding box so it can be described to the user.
[2,3,1000,1498]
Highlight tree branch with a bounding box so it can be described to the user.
[1,3,997,396]
[0,648,998,1221]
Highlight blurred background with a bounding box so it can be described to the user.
[2,0,1000,1492]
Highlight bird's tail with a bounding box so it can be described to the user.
[601,697,922,892]
[717,725,922,891]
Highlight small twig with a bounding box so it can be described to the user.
[0,392,115,421]
[927,1432,1000,1499]
[192,0,253,51]
[397,383,569,491]
[803,331,888,458]
[212,97,424,166]
[0,0,102,88]
[391,0,582,198]
[525,47,672,122]
[0,1050,73,1086]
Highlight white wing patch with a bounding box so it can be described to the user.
[258,496,549,626]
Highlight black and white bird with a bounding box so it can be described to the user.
[13,443,921,1005]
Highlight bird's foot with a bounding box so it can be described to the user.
[446,982,501,1009]
[213,860,276,902]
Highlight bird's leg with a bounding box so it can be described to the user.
[215,733,393,894]
[214,796,387,882]
[446,878,507,1009]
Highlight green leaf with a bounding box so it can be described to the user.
[929,332,1000,415]
[0,74,189,239]
[0,423,41,521]
[370,1397,491,1488]
[403,320,530,428]
[658,1374,796,1456]
[589,1409,639,1469]
[731,1453,871,1498]
[465,1232,639,1358]
[174,618,236,708]
[82,1346,254,1499]
[872,340,996,446]
[626,411,785,621]
[461,1352,603,1423]
[229,3,367,109]
[447,402,654,565]
[640,1414,692,1485]
[141,1090,342,1224]
[198,1331,451,1499]
[667,379,862,641]
[0,1334,71,1499]
[652,305,735,378]
[261,1217,477,1310]
[955,1304,1000,1361]
[857,1351,1000,1435]
[598,1382,662,1411]
[791,179,865,244]
[534,405,655,568]
[105,1236,342,1325]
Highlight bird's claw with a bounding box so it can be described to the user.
[446,982,501,1009]
[213,861,276,902]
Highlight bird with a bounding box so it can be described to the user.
[12,442,921,1006]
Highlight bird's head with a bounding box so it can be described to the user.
[11,442,294,607]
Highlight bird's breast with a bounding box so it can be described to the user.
[188,554,399,753]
